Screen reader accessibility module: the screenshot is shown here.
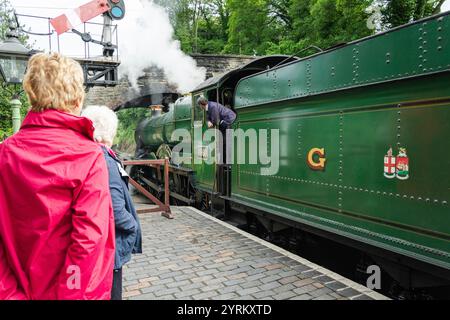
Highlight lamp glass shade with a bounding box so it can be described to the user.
[0,54,28,84]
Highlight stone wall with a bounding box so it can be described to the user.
[84,54,255,108]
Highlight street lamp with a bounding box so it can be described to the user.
[0,23,32,134]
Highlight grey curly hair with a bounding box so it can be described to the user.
[81,105,118,146]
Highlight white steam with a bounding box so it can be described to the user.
[118,0,206,93]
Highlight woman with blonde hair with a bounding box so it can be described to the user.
[82,105,142,300]
[0,53,115,300]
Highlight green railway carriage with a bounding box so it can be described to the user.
[229,13,450,283]
[129,12,450,296]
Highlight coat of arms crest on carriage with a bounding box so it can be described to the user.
[384,147,410,180]
[396,148,410,180]
[384,148,396,179]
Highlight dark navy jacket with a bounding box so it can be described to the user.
[102,146,143,270]
[207,102,236,129]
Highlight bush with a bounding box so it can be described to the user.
[115,108,149,155]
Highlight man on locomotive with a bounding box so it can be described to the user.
[197,97,236,131]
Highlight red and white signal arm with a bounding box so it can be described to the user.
[50,0,110,35]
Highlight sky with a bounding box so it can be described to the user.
[9,0,145,57]
[7,0,450,58]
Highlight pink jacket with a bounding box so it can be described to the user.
[0,109,115,300]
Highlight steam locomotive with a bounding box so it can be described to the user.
[119,13,450,298]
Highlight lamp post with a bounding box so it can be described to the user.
[0,23,32,134]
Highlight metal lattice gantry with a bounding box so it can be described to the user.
[14,12,121,87]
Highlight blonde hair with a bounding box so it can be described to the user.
[23,53,85,113]
[81,105,118,146]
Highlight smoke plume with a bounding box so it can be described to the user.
[118,0,206,93]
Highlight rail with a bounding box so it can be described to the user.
[123,159,173,219]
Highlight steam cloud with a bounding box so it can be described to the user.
[118,0,206,93]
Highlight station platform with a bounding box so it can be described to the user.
[123,205,388,300]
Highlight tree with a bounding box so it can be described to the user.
[173,0,229,54]
[288,0,313,37]
[170,0,447,57]
[381,0,446,28]
[267,0,293,30]
[197,0,230,53]
[213,0,230,42]
[224,0,271,55]
[173,0,195,52]
[382,0,417,26]
[271,0,373,55]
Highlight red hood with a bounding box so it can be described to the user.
[21,109,96,141]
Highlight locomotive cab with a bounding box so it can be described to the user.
[196,55,299,112]
[191,55,300,204]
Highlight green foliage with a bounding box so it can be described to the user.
[0,0,31,138]
[382,0,445,27]
[170,0,446,56]
[0,89,29,138]
[224,0,270,55]
[382,0,418,26]
[174,0,229,54]
[286,0,373,52]
[115,108,149,154]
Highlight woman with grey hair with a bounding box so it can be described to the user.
[82,105,143,300]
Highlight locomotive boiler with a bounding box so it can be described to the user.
[134,96,192,160]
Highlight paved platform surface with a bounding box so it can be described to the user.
[123,206,388,300]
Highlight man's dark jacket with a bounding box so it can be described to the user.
[102,146,143,270]
[207,101,236,130]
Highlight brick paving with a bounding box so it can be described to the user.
[123,206,388,300]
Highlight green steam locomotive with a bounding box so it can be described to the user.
[126,13,450,298]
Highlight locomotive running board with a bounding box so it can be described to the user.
[222,195,450,281]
